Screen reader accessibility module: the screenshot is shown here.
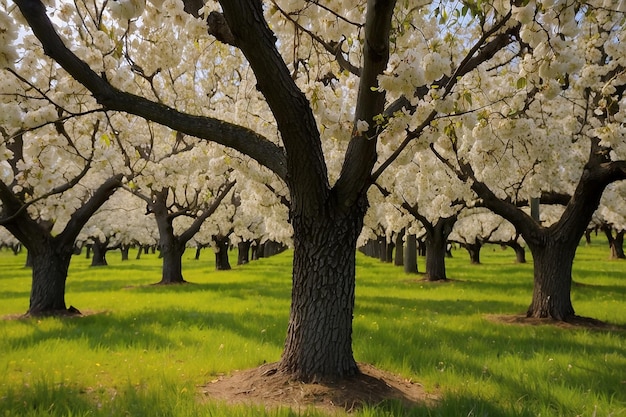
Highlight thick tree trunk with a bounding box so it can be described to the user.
[425,237,447,281]
[403,233,418,274]
[423,217,455,281]
[27,242,76,316]
[526,241,576,320]
[278,205,363,381]
[237,240,251,264]
[25,250,33,268]
[463,242,481,264]
[120,244,130,261]
[159,240,186,284]
[510,241,527,263]
[90,238,109,266]
[214,236,231,271]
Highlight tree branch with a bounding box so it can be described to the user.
[14,0,288,181]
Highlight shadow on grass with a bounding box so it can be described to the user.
[7,306,287,353]
[1,378,98,417]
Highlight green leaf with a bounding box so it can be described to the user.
[101,133,111,147]
[463,91,472,106]
[516,77,527,89]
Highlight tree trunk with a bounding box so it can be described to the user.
[27,241,76,316]
[251,242,261,260]
[417,238,427,257]
[610,230,625,259]
[195,246,202,260]
[159,239,186,284]
[403,233,418,274]
[237,240,251,264]
[25,250,33,268]
[377,235,389,262]
[423,218,456,281]
[425,236,447,281]
[214,235,231,271]
[394,229,404,266]
[120,244,130,261]
[526,241,576,320]
[509,241,527,263]
[90,238,109,266]
[278,204,363,381]
[463,242,481,264]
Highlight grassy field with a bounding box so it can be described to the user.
[0,240,624,416]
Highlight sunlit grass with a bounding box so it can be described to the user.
[0,238,624,416]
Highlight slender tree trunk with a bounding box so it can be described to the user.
[278,204,363,381]
[195,246,202,260]
[526,241,577,320]
[27,241,76,316]
[403,233,418,274]
[610,230,625,259]
[386,241,395,263]
[394,229,404,266]
[377,235,389,262]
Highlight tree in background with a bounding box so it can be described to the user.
[427,1,626,320]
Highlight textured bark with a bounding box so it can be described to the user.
[403,233,418,274]
[423,217,456,281]
[424,236,448,281]
[526,242,576,320]
[279,200,365,382]
[152,190,187,284]
[159,238,187,284]
[27,240,74,315]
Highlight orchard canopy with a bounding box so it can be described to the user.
[1,0,625,380]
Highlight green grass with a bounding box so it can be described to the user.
[0,240,624,416]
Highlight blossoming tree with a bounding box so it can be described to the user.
[9,0,594,380]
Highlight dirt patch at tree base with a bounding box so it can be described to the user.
[200,362,438,414]
[486,314,626,331]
